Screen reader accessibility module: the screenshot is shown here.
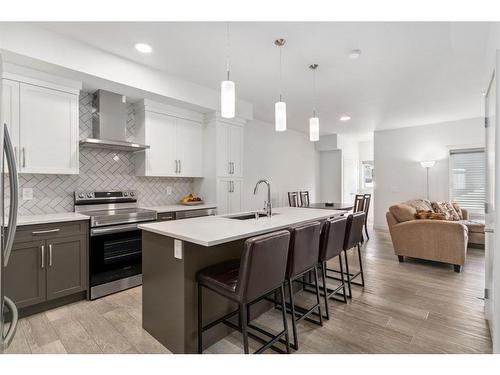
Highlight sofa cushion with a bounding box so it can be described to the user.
[460,220,485,233]
[389,204,417,222]
[431,201,461,221]
[404,199,433,212]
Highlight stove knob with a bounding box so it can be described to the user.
[130,191,135,197]
[87,193,93,198]
[123,192,129,197]
[78,193,84,199]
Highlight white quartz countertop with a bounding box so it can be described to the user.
[15,212,89,226]
[141,203,217,213]
[138,207,346,247]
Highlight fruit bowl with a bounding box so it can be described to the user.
[180,201,205,206]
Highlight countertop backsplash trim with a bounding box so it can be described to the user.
[4,92,195,216]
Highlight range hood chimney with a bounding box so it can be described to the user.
[79,90,150,152]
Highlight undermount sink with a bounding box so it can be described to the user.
[225,212,278,220]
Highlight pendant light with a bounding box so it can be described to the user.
[221,23,235,118]
[309,63,319,141]
[274,38,286,131]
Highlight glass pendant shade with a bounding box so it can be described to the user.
[275,101,287,131]
[309,117,319,141]
[221,80,235,118]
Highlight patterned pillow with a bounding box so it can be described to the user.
[452,202,463,220]
[404,199,433,212]
[431,201,461,221]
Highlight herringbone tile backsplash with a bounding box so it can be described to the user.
[10,92,195,215]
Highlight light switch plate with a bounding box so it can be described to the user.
[22,188,34,200]
[174,239,183,259]
[166,186,173,195]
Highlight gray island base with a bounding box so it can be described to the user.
[139,207,345,353]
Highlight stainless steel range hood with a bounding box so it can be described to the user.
[79,90,150,152]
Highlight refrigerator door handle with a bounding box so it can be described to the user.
[3,124,19,267]
[1,296,19,349]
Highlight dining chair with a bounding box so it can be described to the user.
[299,191,310,207]
[353,194,365,213]
[288,192,300,207]
[362,194,371,239]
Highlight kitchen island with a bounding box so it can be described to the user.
[138,207,345,353]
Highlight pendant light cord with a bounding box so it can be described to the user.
[312,68,316,117]
[279,44,283,102]
[226,22,230,81]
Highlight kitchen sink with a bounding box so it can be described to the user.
[225,212,278,220]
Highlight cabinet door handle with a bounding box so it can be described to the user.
[32,228,60,235]
[22,147,26,168]
[231,181,234,193]
[228,181,231,193]
[49,244,53,267]
[179,160,182,174]
[41,245,45,269]
[175,160,178,173]
[228,162,231,174]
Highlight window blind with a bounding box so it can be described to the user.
[449,148,485,215]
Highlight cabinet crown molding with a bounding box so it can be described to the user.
[135,99,204,123]
[204,112,246,127]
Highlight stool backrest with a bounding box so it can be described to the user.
[237,230,291,302]
[319,216,348,263]
[299,191,310,207]
[353,194,365,213]
[286,221,321,279]
[288,192,300,207]
[344,212,366,250]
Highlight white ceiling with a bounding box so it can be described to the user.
[40,22,492,136]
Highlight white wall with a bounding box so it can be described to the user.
[337,134,360,203]
[243,119,319,210]
[319,150,342,202]
[373,117,484,228]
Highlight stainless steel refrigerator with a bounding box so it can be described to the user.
[1,53,20,352]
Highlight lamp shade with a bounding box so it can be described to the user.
[420,160,436,168]
[275,101,287,131]
[221,80,235,118]
[309,117,319,141]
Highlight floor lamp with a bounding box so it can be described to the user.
[420,160,436,200]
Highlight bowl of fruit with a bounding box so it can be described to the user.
[180,194,204,205]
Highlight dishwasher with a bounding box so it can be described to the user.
[156,208,217,221]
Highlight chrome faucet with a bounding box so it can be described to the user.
[253,179,272,217]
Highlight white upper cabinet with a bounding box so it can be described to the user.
[135,100,203,178]
[217,121,244,178]
[1,76,79,175]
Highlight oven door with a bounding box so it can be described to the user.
[89,223,144,293]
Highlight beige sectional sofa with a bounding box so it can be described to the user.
[386,199,484,273]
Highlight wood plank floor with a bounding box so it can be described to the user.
[4,229,491,354]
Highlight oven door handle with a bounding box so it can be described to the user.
[90,223,140,236]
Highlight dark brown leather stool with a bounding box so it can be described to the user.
[325,212,366,298]
[317,216,348,320]
[197,230,291,354]
[282,221,322,350]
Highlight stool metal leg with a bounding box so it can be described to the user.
[279,285,291,354]
[320,262,330,320]
[197,284,203,354]
[313,266,323,326]
[343,250,353,298]
[239,303,249,354]
[287,281,299,350]
[338,254,347,303]
[357,244,365,287]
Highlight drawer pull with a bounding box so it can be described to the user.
[32,228,60,235]
[41,245,45,269]
[49,244,53,267]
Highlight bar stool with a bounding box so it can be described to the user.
[318,216,348,320]
[288,192,300,207]
[282,221,322,350]
[197,230,291,354]
[325,212,366,298]
[299,191,310,207]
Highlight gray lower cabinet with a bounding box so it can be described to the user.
[3,220,88,310]
[3,240,47,308]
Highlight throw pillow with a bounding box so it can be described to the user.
[404,199,433,212]
[431,201,461,221]
[429,212,446,220]
[415,210,432,219]
[452,202,464,220]
[389,204,417,222]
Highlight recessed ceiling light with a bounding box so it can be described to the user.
[348,49,362,59]
[135,43,152,54]
[340,115,351,122]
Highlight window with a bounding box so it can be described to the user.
[449,148,485,217]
